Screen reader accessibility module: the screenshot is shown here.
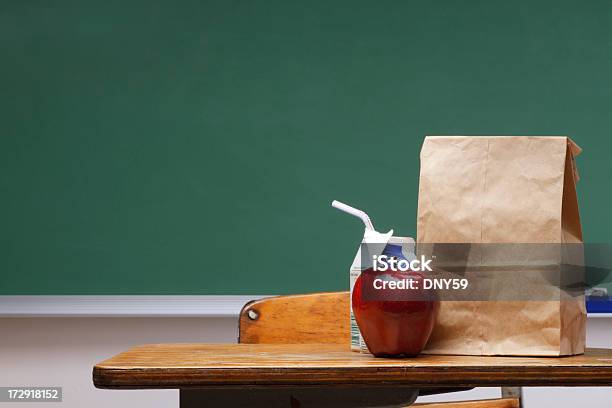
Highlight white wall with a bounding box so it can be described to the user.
[0,317,236,408]
[0,316,610,408]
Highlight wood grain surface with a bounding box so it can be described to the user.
[93,343,612,389]
[414,398,519,407]
[239,292,350,345]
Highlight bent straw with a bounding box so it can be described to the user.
[331,200,375,231]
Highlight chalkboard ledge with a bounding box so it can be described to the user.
[1,296,611,318]
[589,313,612,318]
[0,296,269,317]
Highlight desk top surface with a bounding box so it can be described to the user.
[93,344,612,389]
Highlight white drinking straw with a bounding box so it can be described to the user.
[331,200,375,231]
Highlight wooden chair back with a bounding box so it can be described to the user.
[239,292,349,345]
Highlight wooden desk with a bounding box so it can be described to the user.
[93,344,612,407]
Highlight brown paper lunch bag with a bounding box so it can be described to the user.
[417,136,586,356]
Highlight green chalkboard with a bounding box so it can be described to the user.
[1,0,611,294]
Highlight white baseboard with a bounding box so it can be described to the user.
[0,295,270,317]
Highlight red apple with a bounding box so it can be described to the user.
[352,268,439,357]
